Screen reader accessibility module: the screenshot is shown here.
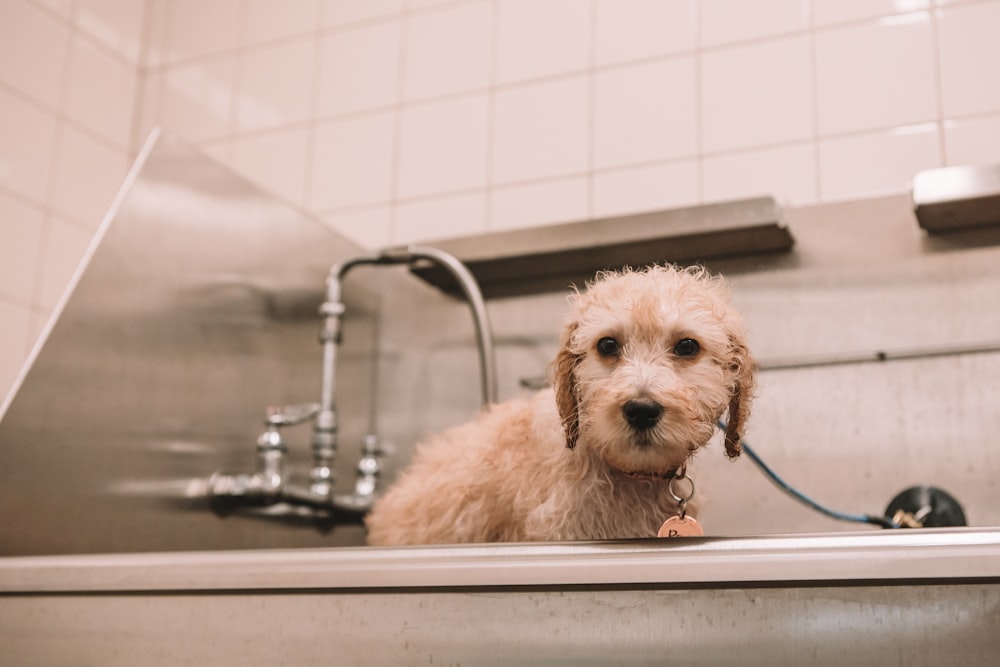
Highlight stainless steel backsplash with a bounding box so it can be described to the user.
[2,131,998,555]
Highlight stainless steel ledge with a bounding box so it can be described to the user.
[2,528,998,594]
[400,197,794,299]
[913,162,1000,233]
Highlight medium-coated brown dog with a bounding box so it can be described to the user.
[365,265,755,545]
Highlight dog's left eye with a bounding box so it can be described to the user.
[673,338,700,357]
[596,337,620,357]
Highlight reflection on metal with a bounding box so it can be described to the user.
[0,130,387,554]
[1,531,998,665]
[407,196,794,298]
[2,528,998,592]
[204,244,495,524]
[913,162,1000,233]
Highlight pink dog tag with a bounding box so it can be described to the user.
[657,515,704,538]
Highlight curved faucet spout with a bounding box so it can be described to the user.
[378,244,498,406]
[208,247,495,530]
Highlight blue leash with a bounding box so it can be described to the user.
[719,421,898,529]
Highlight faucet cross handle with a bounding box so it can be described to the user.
[265,402,321,427]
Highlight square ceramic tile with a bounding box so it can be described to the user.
[0,192,44,304]
[815,14,936,136]
[35,216,96,311]
[144,55,237,142]
[492,77,588,184]
[229,127,309,206]
[0,87,58,205]
[937,1,1000,117]
[325,0,403,27]
[700,0,810,47]
[310,111,395,210]
[403,1,491,101]
[320,205,392,249]
[74,0,147,63]
[490,177,588,231]
[0,298,33,402]
[146,0,241,66]
[495,0,590,84]
[813,0,930,26]
[63,34,137,150]
[0,0,69,109]
[397,94,489,198]
[316,20,401,116]
[310,115,393,210]
[818,124,941,201]
[393,190,487,244]
[943,114,1000,166]
[235,39,316,132]
[594,0,696,66]
[48,124,129,229]
[243,0,322,45]
[702,143,818,206]
[594,57,697,170]
[701,35,813,153]
[592,160,699,218]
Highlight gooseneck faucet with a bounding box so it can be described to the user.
[207,245,496,525]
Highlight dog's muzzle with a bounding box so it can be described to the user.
[622,399,663,431]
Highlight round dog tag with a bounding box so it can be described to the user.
[657,515,704,538]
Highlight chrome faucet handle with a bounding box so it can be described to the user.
[265,402,321,427]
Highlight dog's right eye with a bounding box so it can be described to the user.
[596,337,620,357]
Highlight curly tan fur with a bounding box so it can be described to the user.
[365,265,756,545]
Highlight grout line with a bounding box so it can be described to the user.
[386,8,410,246]
[693,0,704,204]
[928,5,949,166]
[28,0,77,322]
[301,0,327,211]
[585,0,597,219]
[482,0,499,232]
[0,78,132,156]
[807,0,824,202]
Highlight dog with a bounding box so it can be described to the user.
[365,265,755,545]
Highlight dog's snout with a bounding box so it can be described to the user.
[622,399,663,431]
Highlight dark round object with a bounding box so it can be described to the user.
[884,485,967,528]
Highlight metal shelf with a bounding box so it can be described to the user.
[398,196,795,299]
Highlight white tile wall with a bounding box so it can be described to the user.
[5,0,1000,403]
[594,58,697,169]
[492,76,589,184]
[701,35,814,153]
[814,13,937,136]
[0,0,70,109]
[936,1,1000,117]
[818,124,941,200]
[703,143,818,205]
[397,93,489,197]
[403,1,491,101]
[594,0,696,66]
[63,32,136,149]
[234,39,317,133]
[700,0,810,46]
[0,0,140,404]
[315,20,401,117]
[311,111,396,210]
[494,0,590,85]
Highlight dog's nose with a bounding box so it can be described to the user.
[622,400,663,431]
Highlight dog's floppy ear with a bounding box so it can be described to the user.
[551,324,582,450]
[723,335,756,459]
